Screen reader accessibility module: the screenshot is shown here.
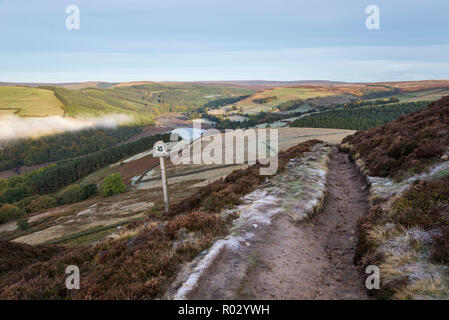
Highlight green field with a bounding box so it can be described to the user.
[266,87,332,101]
[224,87,351,114]
[0,86,65,116]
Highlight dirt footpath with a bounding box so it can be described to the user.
[189,150,369,299]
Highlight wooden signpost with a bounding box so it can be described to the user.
[153,141,170,212]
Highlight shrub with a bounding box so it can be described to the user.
[101,173,126,197]
[390,178,449,230]
[82,184,98,199]
[16,195,57,213]
[0,211,8,224]
[57,185,84,205]
[16,218,30,231]
[0,204,26,223]
[0,184,30,205]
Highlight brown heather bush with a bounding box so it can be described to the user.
[0,213,223,299]
[0,240,65,276]
[0,140,322,299]
[391,177,449,229]
[343,96,449,179]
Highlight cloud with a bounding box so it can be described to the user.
[0,114,133,141]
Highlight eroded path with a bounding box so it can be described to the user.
[182,149,369,300]
[240,150,369,299]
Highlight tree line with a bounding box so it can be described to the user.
[253,96,277,104]
[0,126,142,171]
[291,101,429,131]
[277,99,305,111]
[203,95,250,109]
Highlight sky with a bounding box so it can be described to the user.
[0,0,448,83]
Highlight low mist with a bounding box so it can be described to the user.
[0,114,133,141]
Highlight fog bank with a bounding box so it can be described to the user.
[0,114,133,140]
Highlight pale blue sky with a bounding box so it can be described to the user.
[0,0,448,82]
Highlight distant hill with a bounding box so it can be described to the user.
[1,79,449,121]
[0,81,116,89]
[0,83,254,123]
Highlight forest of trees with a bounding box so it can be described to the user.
[361,87,401,99]
[253,96,277,104]
[291,101,429,131]
[118,84,254,108]
[203,95,250,109]
[277,99,305,111]
[337,97,400,109]
[0,133,172,214]
[0,126,142,171]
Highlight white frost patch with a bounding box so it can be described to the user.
[368,160,449,201]
[379,226,449,293]
[233,190,283,226]
[130,175,141,186]
[174,235,251,300]
[380,227,437,257]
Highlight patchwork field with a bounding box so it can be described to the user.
[209,80,449,117]
[0,86,64,117]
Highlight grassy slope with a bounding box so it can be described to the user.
[0,86,65,117]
